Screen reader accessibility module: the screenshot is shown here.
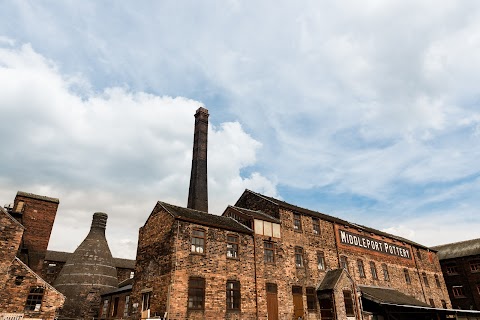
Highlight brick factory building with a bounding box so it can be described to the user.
[433,238,480,310]
[129,107,480,320]
[0,203,64,320]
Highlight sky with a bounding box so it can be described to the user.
[1,1,479,259]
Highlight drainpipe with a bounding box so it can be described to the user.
[253,223,259,320]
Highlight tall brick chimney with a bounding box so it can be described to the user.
[187,107,209,212]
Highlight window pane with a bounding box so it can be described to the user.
[317,252,326,271]
[226,281,240,310]
[343,290,355,316]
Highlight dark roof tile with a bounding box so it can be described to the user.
[159,202,252,234]
[359,285,430,307]
[432,238,480,260]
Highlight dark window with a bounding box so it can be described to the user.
[292,286,303,294]
[295,247,304,267]
[370,262,378,280]
[446,264,459,275]
[312,218,320,235]
[226,280,240,311]
[141,292,150,311]
[422,272,429,287]
[416,248,422,260]
[266,283,277,293]
[319,294,335,320]
[343,290,355,317]
[191,229,205,254]
[382,264,389,281]
[404,269,411,284]
[264,241,274,263]
[441,300,447,309]
[227,235,239,259]
[188,277,205,310]
[340,256,348,272]
[452,286,465,298]
[306,287,317,311]
[429,298,435,308]
[293,213,302,231]
[470,260,480,272]
[15,275,24,285]
[25,287,44,311]
[112,297,120,317]
[357,260,365,278]
[317,252,326,271]
[435,274,441,288]
[47,263,56,274]
[477,284,480,295]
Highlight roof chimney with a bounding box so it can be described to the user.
[187,107,209,212]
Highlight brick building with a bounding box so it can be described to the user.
[0,206,65,320]
[130,191,464,320]
[8,192,59,276]
[433,238,480,310]
[129,107,480,320]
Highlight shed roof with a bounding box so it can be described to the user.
[158,201,253,234]
[359,285,430,307]
[317,269,345,291]
[431,238,480,260]
[240,189,431,250]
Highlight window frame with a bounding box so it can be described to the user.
[382,263,389,281]
[441,300,447,309]
[429,298,435,308]
[312,218,320,235]
[188,277,205,310]
[123,295,130,317]
[343,290,355,317]
[370,261,378,280]
[446,264,459,275]
[141,292,150,311]
[340,256,348,272]
[293,213,302,231]
[25,287,44,312]
[404,268,411,284]
[226,234,239,259]
[357,260,365,278]
[317,252,326,271]
[264,241,275,264]
[470,260,480,273]
[452,286,465,298]
[295,247,304,268]
[306,287,317,311]
[422,272,430,287]
[434,274,441,288]
[226,280,241,311]
[191,228,206,254]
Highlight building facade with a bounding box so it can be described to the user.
[130,190,455,320]
[433,238,480,310]
[0,206,65,320]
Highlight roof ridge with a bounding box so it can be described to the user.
[14,257,65,297]
[431,237,480,248]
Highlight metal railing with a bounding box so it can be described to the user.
[0,313,24,320]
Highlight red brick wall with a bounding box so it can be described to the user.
[13,193,59,274]
[0,210,24,284]
[0,258,64,320]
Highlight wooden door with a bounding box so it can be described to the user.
[292,286,304,319]
[266,283,278,320]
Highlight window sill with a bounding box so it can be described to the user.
[190,252,205,256]
[227,256,239,260]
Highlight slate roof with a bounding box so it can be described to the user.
[431,238,480,260]
[359,285,430,307]
[158,201,253,234]
[16,191,59,204]
[241,189,431,250]
[45,250,136,269]
[317,269,345,291]
[225,205,281,223]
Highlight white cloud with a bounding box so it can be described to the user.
[0,43,276,258]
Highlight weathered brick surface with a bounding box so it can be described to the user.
[0,209,24,284]
[12,192,59,275]
[0,258,64,319]
[440,255,480,310]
